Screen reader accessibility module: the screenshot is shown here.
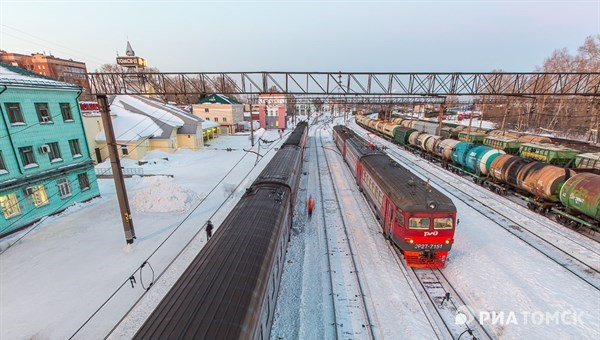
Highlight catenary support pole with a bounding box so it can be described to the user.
[97,94,136,244]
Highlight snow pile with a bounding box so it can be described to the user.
[131,176,199,213]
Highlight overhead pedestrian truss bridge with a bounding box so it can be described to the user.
[87,71,599,97]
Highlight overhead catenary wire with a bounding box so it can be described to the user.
[70,128,291,339]
[0,98,219,250]
[0,94,208,203]
[0,98,193,237]
[0,24,114,66]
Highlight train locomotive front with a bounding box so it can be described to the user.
[333,125,457,268]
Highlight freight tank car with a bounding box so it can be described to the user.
[132,122,308,340]
[556,173,600,228]
[333,125,457,268]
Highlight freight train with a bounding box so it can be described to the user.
[373,114,599,171]
[132,122,308,339]
[332,125,457,268]
[355,115,600,231]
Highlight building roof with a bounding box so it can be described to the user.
[0,61,81,90]
[197,94,242,105]
[125,41,135,56]
[96,95,218,143]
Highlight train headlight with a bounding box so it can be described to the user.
[405,238,414,244]
[445,239,452,244]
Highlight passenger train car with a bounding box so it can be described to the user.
[132,122,308,340]
[333,125,457,268]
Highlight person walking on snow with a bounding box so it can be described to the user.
[307,195,314,216]
[206,220,214,240]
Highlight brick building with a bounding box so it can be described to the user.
[0,50,90,95]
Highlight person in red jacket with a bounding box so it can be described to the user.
[307,195,314,216]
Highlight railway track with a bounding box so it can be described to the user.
[351,126,600,290]
[404,253,494,340]
[313,120,376,340]
[323,118,478,340]
[329,153,491,339]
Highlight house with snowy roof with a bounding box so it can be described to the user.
[0,62,99,237]
[87,95,219,162]
[192,94,244,134]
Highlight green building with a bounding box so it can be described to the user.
[0,62,99,237]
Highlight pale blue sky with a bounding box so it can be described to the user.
[0,0,598,72]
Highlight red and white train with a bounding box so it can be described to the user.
[333,125,458,268]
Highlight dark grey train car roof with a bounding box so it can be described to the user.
[255,147,302,189]
[335,125,455,213]
[282,122,307,147]
[362,154,456,213]
[134,185,291,339]
[345,136,382,159]
[333,125,355,142]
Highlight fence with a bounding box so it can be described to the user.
[95,167,144,177]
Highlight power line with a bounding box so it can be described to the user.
[0,24,108,65]
[69,131,287,338]
[0,97,207,243]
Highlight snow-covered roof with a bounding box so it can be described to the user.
[95,102,162,143]
[117,95,185,128]
[96,95,219,142]
[0,62,81,90]
[201,119,220,130]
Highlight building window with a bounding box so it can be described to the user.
[204,108,209,113]
[214,117,218,122]
[205,117,210,121]
[0,151,6,173]
[48,142,62,162]
[121,145,128,155]
[69,139,82,157]
[223,117,227,122]
[5,103,25,124]
[29,185,49,207]
[78,173,90,191]
[60,103,74,121]
[35,103,52,123]
[19,146,37,168]
[57,178,72,198]
[0,193,21,219]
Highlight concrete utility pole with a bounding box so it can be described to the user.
[437,102,446,135]
[480,98,486,129]
[501,102,511,133]
[97,95,136,244]
[249,101,255,147]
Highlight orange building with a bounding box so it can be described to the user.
[0,50,89,93]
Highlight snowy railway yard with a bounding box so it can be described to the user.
[272,117,599,339]
[1,115,599,339]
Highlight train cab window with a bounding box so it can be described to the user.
[408,217,430,230]
[396,213,405,226]
[434,217,453,230]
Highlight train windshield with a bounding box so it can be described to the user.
[433,217,453,230]
[408,217,430,230]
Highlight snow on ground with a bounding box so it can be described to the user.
[1,113,598,339]
[271,121,438,339]
[0,128,286,339]
[130,177,199,213]
[348,118,600,339]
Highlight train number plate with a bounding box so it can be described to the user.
[414,244,443,250]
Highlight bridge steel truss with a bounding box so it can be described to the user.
[87,71,600,96]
